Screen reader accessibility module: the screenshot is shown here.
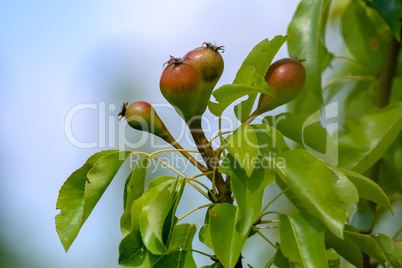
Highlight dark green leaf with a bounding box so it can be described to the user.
[121,156,149,236]
[338,167,392,212]
[119,197,150,267]
[209,204,245,268]
[274,149,345,238]
[56,150,129,252]
[379,133,402,195]
[273,245,291,268]
[371,232,402,267]
[263,112,337,165]
[325,229,363,268]
[168,224,196,252]
[251,124,290,155]
[225,126,258,176]
[365,0,402,41]
[345,230,388,266]
[287,0,332,114]
[279,213,328,267]
[338,102,402,174]
[342,0,387,74]
[219,154,274,236]
[154,250,197,268]
[326,248,341,268]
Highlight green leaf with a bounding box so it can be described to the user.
[371,232,402,267]
[153,250,197,268]
[168,224,196,252]
[234,35,288,80]
[263,112,338,165]
[220,154,274,236]
[208,81,272,116]
[251,124,290,155]
[366,0,402,41]
[338,167,392,212]
[273,245,291,268]
[328,167,359,221]
[326,248,341,268]
[342,0,387,74]
[199,205,216,250]
[338,102,402,173]
[287,0,332,114]
[225,125,258,177]
[209,204,245,268]
[121,156,149,236]
[119,197,152,267]
[232,35,287,122]
[139,176,177,255]
[199,224,213,250]
[345,230,388,266]
[274,149,345,238]
[154,224,197,268]
[148,184,177,245]
[325,230,363,268]
[279,213,328,268]
[55,150,129,252]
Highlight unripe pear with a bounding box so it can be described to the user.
[160,57,202,123]
[257,57,306,113]
[119,101,172,141]
[183,42,224,115]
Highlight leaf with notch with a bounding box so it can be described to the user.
[56,150,130,252]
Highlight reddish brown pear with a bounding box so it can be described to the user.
[160,57,202,123]
[257,57,306,113]
[183,42,224,115]
[119,101,173,142]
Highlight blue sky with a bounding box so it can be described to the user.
[0,1,299,267]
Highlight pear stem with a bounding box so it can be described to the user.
[163,135,210,175]
[188,118,232,203]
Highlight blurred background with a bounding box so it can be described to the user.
[0,1,301,267]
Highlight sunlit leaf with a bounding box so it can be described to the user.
[274,149,345,238]
[208,72,272,116]
[56,150,130,252]
[219,154,274,236]
[139,176,177,255]
[225,126,258,177]
[209,204,245,268]
[328,166,359,221]
[233,35,287,122]
[338,167,392,212]
[121,156,149,236]
[279,213,328,267]
[287,0,332,114]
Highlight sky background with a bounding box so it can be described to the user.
[0,1,300,267]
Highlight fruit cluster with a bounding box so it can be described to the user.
[119,42,306,140]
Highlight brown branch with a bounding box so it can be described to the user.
[188,118,232,204]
